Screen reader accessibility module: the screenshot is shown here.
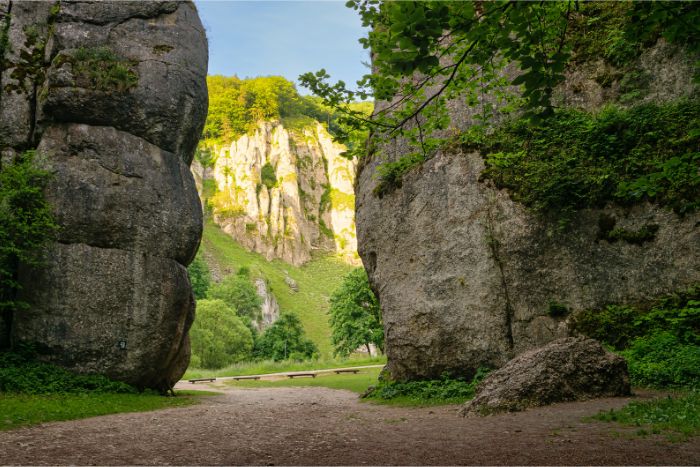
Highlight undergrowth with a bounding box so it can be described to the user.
[573,286,699,389]
[0,346,136,394]
[363,368,490,406]
[592,391,700,441]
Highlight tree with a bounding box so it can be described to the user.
[300,1,700,160]
[207,274,262,324]
[189,299,254,369]
[187,252,211,300]
[328,268,383,357]
[0,151,57,324]
[254,313,318,361]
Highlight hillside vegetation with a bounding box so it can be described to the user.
[199,219,355,357]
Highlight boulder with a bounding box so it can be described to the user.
[1,1,207,391]
[461,337,631,415]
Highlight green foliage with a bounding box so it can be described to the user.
[593,391,700,441]
[189,299,254,369]
[200,220,355,357]
[573,286,699,388]
[260,162,277,190]
[572,286,699,351]
[194,147,216,169]
[0,151,57,314]
[329,268,383,357]
[187,252,211,300]
[0,347,136,394]
[475,99,700,223]
[207,274,262,323]
[254,313,318,361]
[302,1,700,191]
[621,332,699,389]
[547,301,569,318]
[64,47,138,92]
[605,224,659,245]
[364,368,490,406]
[0,392,202,431]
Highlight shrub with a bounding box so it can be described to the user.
[364,368,490,405]
[473,99,700,224]
[622,332,700,389]
[254,313,318,361]
[189,299,254,369]
[260,163,277,190]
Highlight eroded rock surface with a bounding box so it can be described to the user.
[0,1,207,390]
[461,337,630,415]
[356,41,699,381]
[196,121,359,266]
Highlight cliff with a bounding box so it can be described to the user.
[0,1,207,390]
[195,120,359,266]
[357,38,699,380]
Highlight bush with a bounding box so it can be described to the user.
[0,346,136,394]
[260,163,277,190]
[622,332,700,389]
[207,274,262,323]
[364,368,490,405]
[187,252,211,300]
[254,313,318,361]
[473,99,700,224]
[189,299,254,369]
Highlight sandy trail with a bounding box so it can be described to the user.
[0,382,697,465]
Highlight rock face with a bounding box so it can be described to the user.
[197,121,359,266]
[356,41,699,381]
[461,337,630,415]
[254,277,280,330]
[0,1,207,390]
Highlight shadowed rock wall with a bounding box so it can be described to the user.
[0,1,208,390]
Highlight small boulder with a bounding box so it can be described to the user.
[284,274,299,292]
[461,337,630,416]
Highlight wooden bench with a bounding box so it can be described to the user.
[287,373,316,379]
[231,375,261,381]
[188,378,216,384]
[334,369,360,374]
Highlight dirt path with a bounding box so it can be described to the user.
[1,383,697,465]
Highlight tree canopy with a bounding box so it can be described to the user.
[328,268,383,357]
[254,313,318,361]
[207,274,262,326]
[189,299,254,369]
[300,1,700,158]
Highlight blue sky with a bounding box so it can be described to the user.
[195,1,369,93]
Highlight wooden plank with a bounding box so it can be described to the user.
[334,369,360,374]
[287,373,316,379]
[232,376,260,381]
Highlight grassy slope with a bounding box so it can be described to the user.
[200,219,355,357]
[0,391,217,431]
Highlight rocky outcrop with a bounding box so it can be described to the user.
[254,277,280,330]
[356,41,699,381]
[0,1,207,390]
[199,121,358,266]
[461,337,630,415]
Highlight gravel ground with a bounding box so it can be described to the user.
[0,383,697,465]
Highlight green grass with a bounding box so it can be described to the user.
[592,391,700,441]
[0,391,216,431]
[200,219,355,357]
[184,355,385,379]
[226,367,381,394]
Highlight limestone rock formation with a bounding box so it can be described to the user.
[198,121,359,266]
[356,41,699,381]
[0,1,207,390]
[254,277,280,330]
[461,337,630,415]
